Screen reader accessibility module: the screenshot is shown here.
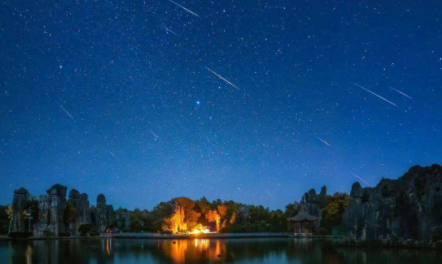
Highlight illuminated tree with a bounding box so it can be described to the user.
[205,210,221,232]
[162,197,201,234]
[217,205,227,218]
[6,205,13,234]
[230,212,236,224]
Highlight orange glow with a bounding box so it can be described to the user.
[105,239,112,255]
[205,210,221,232]
[189,225,211,235]
[161,239,223,263]
[164,206,187,234]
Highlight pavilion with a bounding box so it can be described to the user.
[288,208,319,234]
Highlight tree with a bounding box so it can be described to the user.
[150,201,175,232]
[63,203,78,230]
[321,192,351,233]
[284,202,300,218]
[6,205,13,234]
[217,205,227,219]
[205,210,221,232]
[162,197,201,233]
[130,208,149,232]
[230,212,236,224]
[78,224,92,236]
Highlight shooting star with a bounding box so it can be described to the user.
[168,0,200,18]
[266,190,275,199]
[206,67,240,91]
[109,151,116,158]
[389,86,413,100]
[162,26,179,36]
[316,137,331,147]
[350,172,370,185]
[150,130,159,139]
[57,103,76,122]
[354,83,398,107]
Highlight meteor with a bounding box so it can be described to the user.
[150,130,159,139]
[168,0,200,18]
[162,26,178,36]
[57,103,76,122]
[389,86,413,100]
[316,137,331,147]
[206,67,240,91]
[354,83,398,107]
[350,171,370,185]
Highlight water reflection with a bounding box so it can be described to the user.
[1,238,441,264]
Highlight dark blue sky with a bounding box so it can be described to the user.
[1,0,441,210]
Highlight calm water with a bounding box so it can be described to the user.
[1,238,441,264]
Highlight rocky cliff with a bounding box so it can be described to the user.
[114,208,131,231]
[94,194,114,233]
[8,184,129,237]
[343,164,442,242]
[11,188,29,232]
[67,189,91,236]
[300,186,327,230]
[35,184,68,236]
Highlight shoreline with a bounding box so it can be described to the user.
[2,234,440,250]
[102,232,340,239]
[0,233,340,241]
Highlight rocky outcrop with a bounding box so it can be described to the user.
[114,208,131,231]
[94,194,114,232]
[296,186,327,232]
[11,188,29,232]
[300,186,327,229]
[35,184,67,236]
[8,184,122,236]
[67,189,91,236]
[343,164,442,242]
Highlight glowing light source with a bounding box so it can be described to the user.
[189,225,211,235]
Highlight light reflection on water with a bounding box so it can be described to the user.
[1,238,441,264]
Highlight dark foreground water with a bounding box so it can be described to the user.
[1,238,441,264]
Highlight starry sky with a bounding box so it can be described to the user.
[1,0,442,210]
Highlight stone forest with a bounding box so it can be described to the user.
[1,164,442,248]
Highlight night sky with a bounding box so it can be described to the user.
[1,0,442,210]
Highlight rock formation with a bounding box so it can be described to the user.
[94,194,114,232]
[114,208,131,231]
[8,184,124,236]
[67,189,91,236]
[343,164,442,242]
[35,184,67,236]
[300,186,327,230]
[11,188,29,232]
[301,187,326,217]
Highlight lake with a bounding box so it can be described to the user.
[1,238,441,264]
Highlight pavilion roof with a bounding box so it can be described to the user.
[288,209,319,222]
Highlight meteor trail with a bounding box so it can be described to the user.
[354,83,398,107]
[206,67,240,91]
[350,172,370,185]
[150,130,159,139]
[316,137,331,147]
[109,151,116,158]
[266,190,275,199]
[162,26,178,36]
[57,103,76,121]
[168,0,200,18]
[389,86,413,100]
